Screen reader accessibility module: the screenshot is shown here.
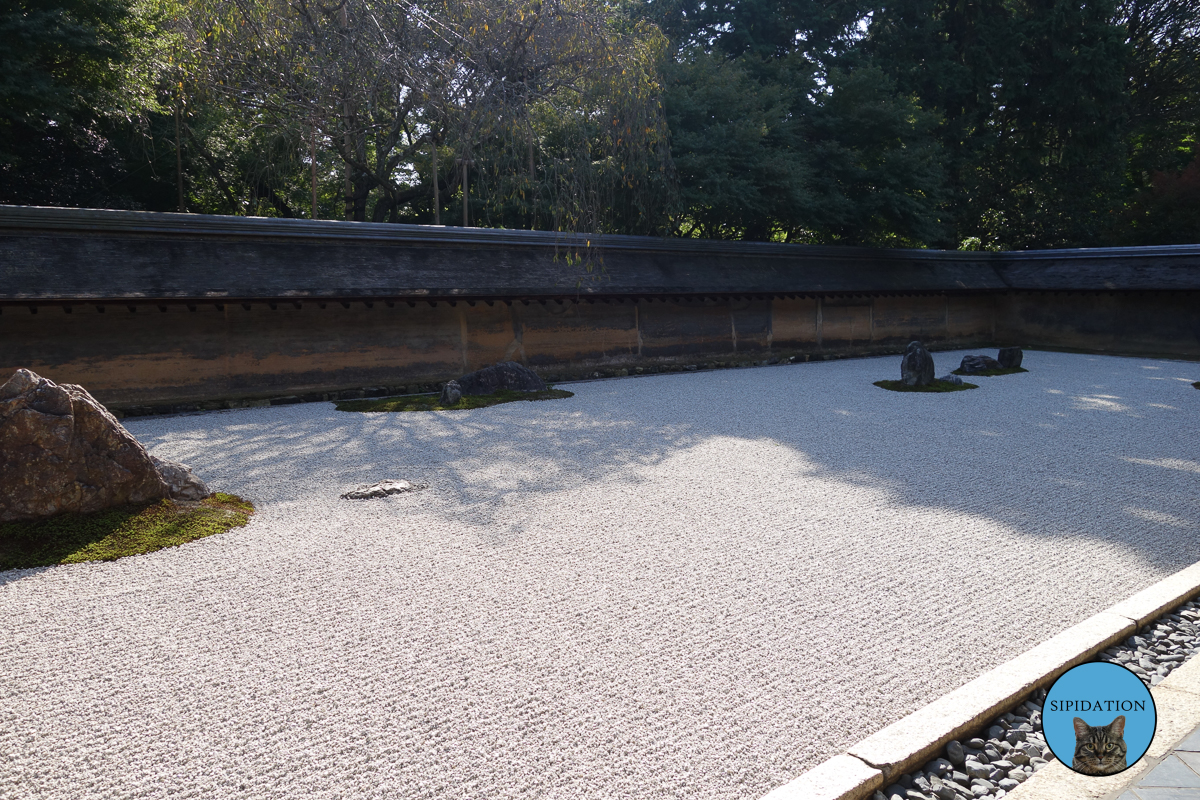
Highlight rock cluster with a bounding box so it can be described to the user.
[0,369,209,522]
[1098,600,1200,686]
[880,597,1200,799]
[958,355,1003,374]
[875,696,1051,800]
[901,342,936,387]
[457,361,546,395]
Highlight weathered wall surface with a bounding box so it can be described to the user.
[1,206,1198,410]
[1,294,995,407]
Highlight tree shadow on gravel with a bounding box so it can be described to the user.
[117,349,1200,577]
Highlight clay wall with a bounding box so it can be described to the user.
[1,207,1198,411]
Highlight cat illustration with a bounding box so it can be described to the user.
[1072,715,1128,775]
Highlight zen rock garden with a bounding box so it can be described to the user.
[877,342,1026,392]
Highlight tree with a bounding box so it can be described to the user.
[0,0,166,207]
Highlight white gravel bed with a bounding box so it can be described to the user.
[2,349,1199,800]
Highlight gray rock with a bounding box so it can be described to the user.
[913,775,933,792]
[970,787,989,799]
[943,778,971,796]
[1029,758,1048,770]
[1009,769,1029,783]
[884,784,907,799]
[951,771,970,785]
[0,369,169,521]
[930,757,956,774]
[964,762,990,780]
[901,341,936,387]
[906,790,932,800]
[1004,729,1026,745]
[1007,751,1029,766]
[456,361,546,395]
[998,779,1019,792]
[873,792,888,800]
[340,479,417,500]
[987,725,1005,741]
[150,456,210,501]
[966,739,986,749]
[991,760,1015,773]
[439,380,462,406]
[959,354,1003,374]
[997,347,1023,368]
[946,741,965,765]
[938,374,964,386]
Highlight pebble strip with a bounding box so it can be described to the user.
[875,598,1200,800]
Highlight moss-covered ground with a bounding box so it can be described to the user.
[0,493,255,571]
[874,379,979,393]
[336,388,574,412]
[951,366,1029,377]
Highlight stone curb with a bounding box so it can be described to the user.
[758,561,1200,800]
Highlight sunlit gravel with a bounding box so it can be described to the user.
[2,349,1199,800]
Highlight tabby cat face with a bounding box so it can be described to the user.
[1072,715,1128,776]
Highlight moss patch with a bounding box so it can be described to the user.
[951,366,1029,377]
[0,493,255,571]
[874,379,979,393]
[336,388,574,413]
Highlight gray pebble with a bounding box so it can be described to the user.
[929,757,955,775]
[967,739,986,749]
[946,741,965,765]
[999,778,1019,791]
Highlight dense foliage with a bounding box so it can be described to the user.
[1,0,1197,248]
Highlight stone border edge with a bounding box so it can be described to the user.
[760,561,1200,800]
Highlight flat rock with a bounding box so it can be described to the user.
[959,355,1003,374]
[901,341,935,387]
[938,374,964,386]
[457,361,546,395]
[340,480,418,500]
[0,369,169,521]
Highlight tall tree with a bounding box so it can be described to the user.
[0,0,166,207]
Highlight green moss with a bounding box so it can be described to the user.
[874,379,979,393]
[0,494,255,571]
[951,366,1029,377]
[336,387,575,413]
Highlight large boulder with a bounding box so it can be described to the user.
[900,341,935,387]
[997,347,1024,369]
[456,361,546,395]
[959,354,1003,374]
[0,369,206,522]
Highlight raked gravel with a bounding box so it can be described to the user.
[2,349,1199,800]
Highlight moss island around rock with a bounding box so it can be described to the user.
[0,493,255,571]
[874,379,979,393]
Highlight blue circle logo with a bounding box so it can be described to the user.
[1044,662,1156,776]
